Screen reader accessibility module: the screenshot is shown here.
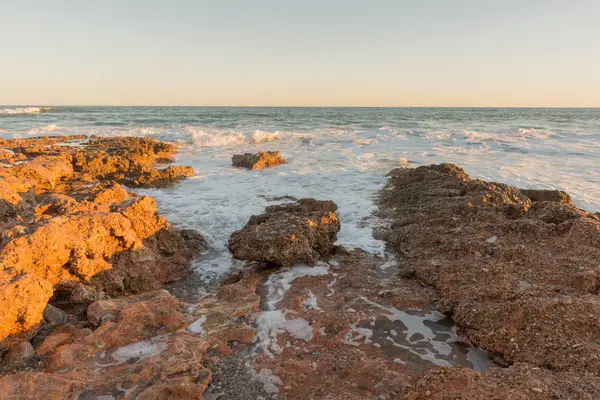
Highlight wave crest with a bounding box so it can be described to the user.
[27,124,64,135]
[184,127,280,147]
[0,107,52,115]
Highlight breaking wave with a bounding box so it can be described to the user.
[27,124,65,135]
[0,107,52,115]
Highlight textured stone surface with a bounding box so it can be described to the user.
[378,163,600,373]
[229,198,340,266]
[232,151,287,170]
[0,136,203,345]
[2,341,35,367]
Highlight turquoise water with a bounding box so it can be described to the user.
[2,106,599,287]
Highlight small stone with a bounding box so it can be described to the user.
[100,313,116,324]
[43,304,67,326]
[2,341,35,367]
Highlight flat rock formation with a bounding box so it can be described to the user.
[232,151,287,170]
[0,136,203,348]
[0,275,260,399]
[228,198,340,267]
[378,163,600,397]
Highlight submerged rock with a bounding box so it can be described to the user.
[229,198,340,267]
[232,151,287,170]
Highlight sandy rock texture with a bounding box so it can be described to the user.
[0,273,260,399]
[378,163,600,397]
[229,198,340,267]
[232,151,287,170]
[0,136,203,347]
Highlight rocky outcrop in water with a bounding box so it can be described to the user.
[228,198,340,266]
[378,163,600,397]
[0,136,203,348]
[232,151,287,170]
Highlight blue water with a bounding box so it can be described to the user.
[2,106,599,288]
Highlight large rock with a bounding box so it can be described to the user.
[378,163,600,374]
[228,198,340,266]
[0,136,204,344]
[232,151,287,170]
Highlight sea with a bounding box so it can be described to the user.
[2,106,599,290]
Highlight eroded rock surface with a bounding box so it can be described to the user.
[0,136,203,347]
[0,274,260,399]
[232,151,287,170]
[229,198,340,267]
[378,163,600,397]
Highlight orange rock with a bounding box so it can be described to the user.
[232,151,287,170]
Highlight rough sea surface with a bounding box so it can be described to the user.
[2,106,599,289]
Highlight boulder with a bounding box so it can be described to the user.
[232,151,287,170]
[228,198,340,266]
[2,341,35,367]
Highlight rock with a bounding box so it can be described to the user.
[125,165,195,188]
[0,273,53,344]
[228,198,340,266]
[0,136,204,343]
[378,163,600,374]
[0,273,261,399]
[405,364,600,400]
[232,151,287,170]
[2,341,35,367]
[521,189,572,204]
[35,331,74,356]
[42,304,67,326]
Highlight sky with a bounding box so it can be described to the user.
[1,0,599,107]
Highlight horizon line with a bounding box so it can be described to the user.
[3,104,600,109]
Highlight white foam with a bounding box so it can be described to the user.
[254,310,313,356]
[188,315,207,335]
[264,264,330,310]
[0,107,50,115]
[27,124,64,135]
[111,339,168,365]
[302,291,321,311]
[249,130,280,144]
[249,367,283,394]
[342,324,374,346]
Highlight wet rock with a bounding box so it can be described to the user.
[2,341,35,367]
[0,272,261,399]
[228,198,340,266]
[123,165,196,188]
[42,304,67,326]
[232,151,287,170]
[378,163,600,374]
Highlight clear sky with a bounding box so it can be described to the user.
[1,0,599,107]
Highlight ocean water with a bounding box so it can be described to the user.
[2,106,599,288]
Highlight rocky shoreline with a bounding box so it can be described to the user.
[1,137,598,399]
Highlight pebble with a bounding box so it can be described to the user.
[2,341,35,367]
[43,304,67,326]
